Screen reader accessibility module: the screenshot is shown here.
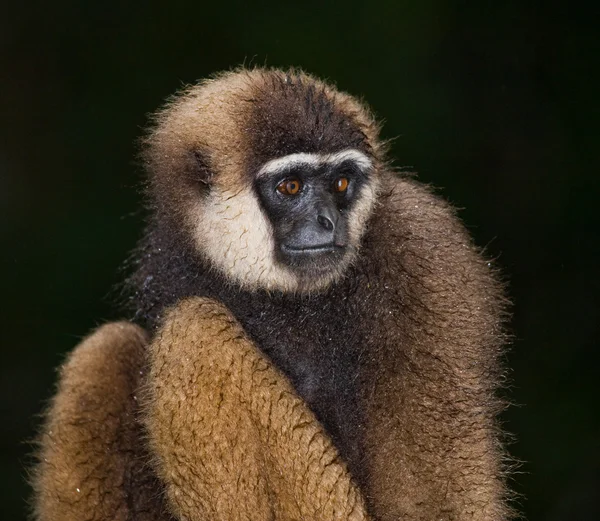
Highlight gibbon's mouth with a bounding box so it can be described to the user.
[281,243,344,255]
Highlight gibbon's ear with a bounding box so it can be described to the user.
[192,149,214,186]
[143,297,371,521]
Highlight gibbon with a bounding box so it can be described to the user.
[34,68,511,521]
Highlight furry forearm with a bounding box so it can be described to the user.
[33,323,169,521]
[143,297,370,521]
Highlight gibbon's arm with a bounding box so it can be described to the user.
[357,177,512,521]
[33,322,170,521]
[143,297,370,521]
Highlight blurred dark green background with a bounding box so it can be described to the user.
[2,1,599,520]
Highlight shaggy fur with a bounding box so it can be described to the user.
[34,67,512,521]
[34,305,370,521]
[145,297,370,521]
[32,323,170,521]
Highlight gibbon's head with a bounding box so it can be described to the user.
[143,68,385,293]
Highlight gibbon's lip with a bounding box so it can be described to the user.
[281,243,343,254]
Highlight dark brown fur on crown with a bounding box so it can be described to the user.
[244,69,380,172]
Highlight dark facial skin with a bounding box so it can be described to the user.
[254,159,369,274]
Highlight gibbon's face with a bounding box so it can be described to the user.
[254,149,374,276]
[189,148,378,294]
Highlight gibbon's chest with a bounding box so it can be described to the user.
[218,287,369,469]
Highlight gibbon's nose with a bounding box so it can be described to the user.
[317,208,337,231]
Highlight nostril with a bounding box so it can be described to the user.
[317,214,334,231]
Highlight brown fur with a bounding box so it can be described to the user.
[32,323,170,521]
[357,177,511,520]
[144,297,370,520]
[32,308,371,520]
[34,67,513,521]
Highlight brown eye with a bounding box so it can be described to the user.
[277,178,302,195]
[334,177,349,192]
